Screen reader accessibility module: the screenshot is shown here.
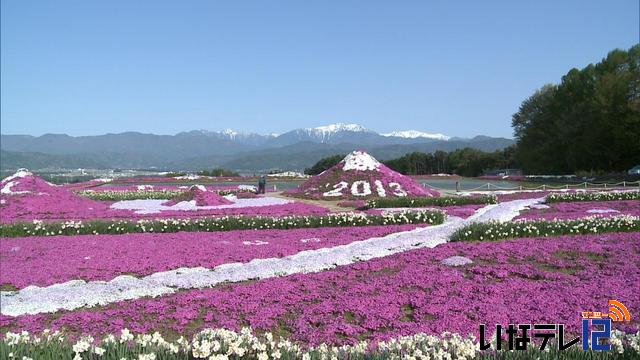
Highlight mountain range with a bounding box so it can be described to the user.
[0,123,514,172]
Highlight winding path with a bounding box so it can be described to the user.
[0,197,543,317]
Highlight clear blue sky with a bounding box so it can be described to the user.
[1,0,638,138]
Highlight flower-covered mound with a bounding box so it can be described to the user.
[0,170,112,223]
[0,225,421,289]
[2,232,637,345]
[288,150,439,199]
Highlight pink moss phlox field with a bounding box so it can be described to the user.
[0,225,420,289]
[0,173,113,224]
[3,232,637,344]
[517,200,640,220]
[1,201,328,223]
[87,184,254,192]
[288,151,438,199]
[1,173,327,223]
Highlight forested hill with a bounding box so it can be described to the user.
[512,45,640,174]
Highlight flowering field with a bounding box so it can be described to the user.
[0,171,326,223]
[517,200,640,220]
[2,170,640,359]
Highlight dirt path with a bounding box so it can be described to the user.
[269,191,352,212]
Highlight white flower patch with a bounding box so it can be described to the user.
[137,185,154,191]
[441,256,473,267]
[587,208,620,214]
[530,204,550,209]
[323,182,348,197]
[342,151,381,171]
[1,197,544,317]
[1,181,30,195]
[350,180,372,196]
[300,238,322,243]
[175,175,201,180]
[110,196,292,214]
[1,169,33,184]
[242,240,269,246]
[374,180,386,197]
[388,182,407,197]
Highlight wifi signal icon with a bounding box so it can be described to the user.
[608,300,631,322]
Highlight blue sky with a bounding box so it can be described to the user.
[1,1,638,138]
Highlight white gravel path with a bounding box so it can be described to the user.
[110,196,292,214]
[0,197,543,317]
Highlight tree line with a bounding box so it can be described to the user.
[512,45,639,174]
[304,147,517,177]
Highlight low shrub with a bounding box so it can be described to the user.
[451,215,640,241]
[0,210,445,238]
[546,191,640,203]
[366,195,497,209]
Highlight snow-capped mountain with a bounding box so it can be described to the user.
[381,130,450,141]
[181,123,449,145]
[1,123,515,171]
[269,123,379,146]
[180,129,276,146]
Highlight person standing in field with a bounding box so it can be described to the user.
[258,175,266,194]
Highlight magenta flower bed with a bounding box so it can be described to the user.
[86,184,254,192]
[438,204,485,218]
[1,197,328,223]
[1,173,328,222]
[517,200,640,220]
[1,174,114,223]
[3,232,637,344]
[0,225,421,289]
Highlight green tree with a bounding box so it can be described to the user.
[303,154,346,175]
[512,45,640,174]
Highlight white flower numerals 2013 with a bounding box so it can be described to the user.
[322,181,407,197]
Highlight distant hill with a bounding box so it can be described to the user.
[1,123,514,171]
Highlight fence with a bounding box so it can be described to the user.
[424,181,640,192]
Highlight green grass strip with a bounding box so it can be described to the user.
[77,188,250,201]
[78,189,185,201]
[365,195,497,209]
[545,191,640,203]
[451,215,640,241]
[0,210,445,238]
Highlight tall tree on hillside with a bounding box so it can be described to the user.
[512,45,640,174]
